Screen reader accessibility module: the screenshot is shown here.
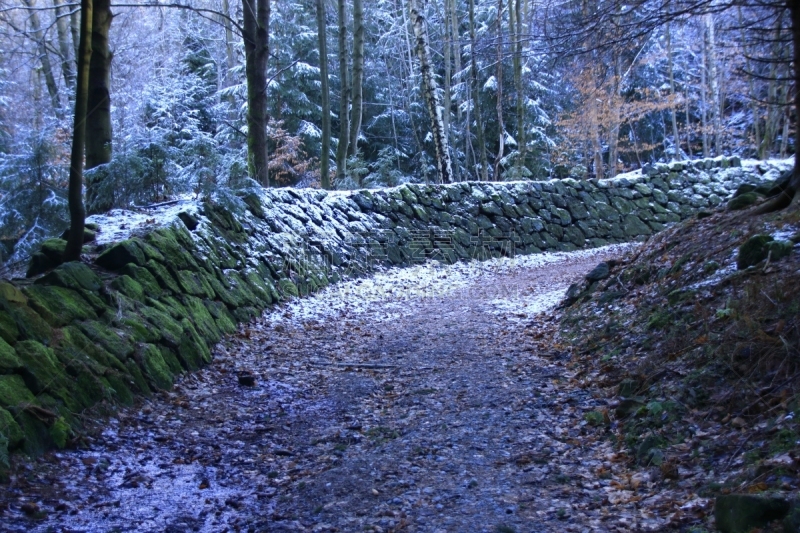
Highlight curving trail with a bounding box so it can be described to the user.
[2,245,658,533]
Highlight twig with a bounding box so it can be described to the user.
[309,362,403,370]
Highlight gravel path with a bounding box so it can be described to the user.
[2,245,655,533]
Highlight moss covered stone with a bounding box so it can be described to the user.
[1,302,52,344]
[36,262,103,293]
[96,239,147,270]
[104,373,134,406]
[278,279,299,298]
[78,320,134,361]
[59,325,124,372]
[124,359,151,396]
[0,374,36,409]
[110,275,144,301]
[727,192,759,211]
[715,494,790,533]
[23,285,97,327]
[121,264,162,297]
[159,295,189,320]
[204,301,237,335]
[175,270,216,299]
[0,282,27,305]
[146,260,182,293]
[159,346,183,375]
[243,270,275,305]
[49,417,70,449]
[0,337,21,372]
[139,344,173,390]
[14,340,65,394]
[622,215,652,237]
[182,296,221,344]
[138,305,182,348]
[145,228,199,270]
[0,407,23,449]
[177,319,211,370]
[738,235,774,269]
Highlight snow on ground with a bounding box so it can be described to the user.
[87,198,200,245]
[265,243,638,325]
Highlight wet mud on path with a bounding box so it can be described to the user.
[2,246,647,533]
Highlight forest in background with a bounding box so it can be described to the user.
[0,0,794,266]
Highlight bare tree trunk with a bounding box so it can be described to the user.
[23,0,62,118]
[443,0,452,136]
[666,20,681,159]
[409,0,453,184]
[684,88,693,158]
[316,0,331,189]
[469,0,488,181]
[704,13,721,156]
[54,0,76,94]
[242,0,270,186]
[700,37,709,158]
[65,0,92,262]
[348,0,364,167]
[401,0,430,184]
[737,7,761,156]
[449,0,462,181]
[590,90,603,179]
[494,0,505,181]
[511,0,525,173]
[335,0,349,184]
[222,0,237,80]
[70,6,80,61]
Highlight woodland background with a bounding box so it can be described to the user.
[0,0,793,265]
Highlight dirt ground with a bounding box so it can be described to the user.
[1,246,672,533]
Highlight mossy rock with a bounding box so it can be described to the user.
[49,416,71,449]
[622,215,652,237]
[243,270,276,305]
[103,373,134,406]
[239,193,265,219]
[222,270,260,307]
[727,192,759,211]
[0,406,23,449]
[145,260,182,294]
[23,285,97,327]
[118,310,161,344]
[767,240,793,262]
[177,319,211,371]
[203,271,242,308]
[0,282,27,305]
[108,277,142,304]
[182,295,222,344]
[159,295,189,320]
[0,301,52,344]
[144,228,199,270]
[36,262,103,293]
[40,238,67,263]
[738,235,774,270]
[78,320,134,361]
[138,344,173,390]
[159,346,183,376]
[0,336,21,373]
[175,270,216,299]
[124,359,151,396]
[120,264,162,297]
[714,494,791,533]
[733,183,757,197]
[204,301,237,335]
[59,325,124,373]
[278,279,299,298]
[232,306,260,323]
[15,340,68,395]
[14,410,52,456]
[96,239,147,270]
[60,226,96,243]
[177,211,200,230]
[137,306,181,348]
[0,374,36,409]
[27,252,57,278]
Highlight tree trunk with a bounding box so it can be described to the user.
[316,0,331,189]
[65,0,92,262]
[469,0,488,181]
[23,0,62,119]
[84,0,113,213]
[409,0,454,184]
[700,38,709,158]
[704,13,720,156]
[511,0,525,173]
[449,0,462,181]
[222,0,237,80]
[443,0,452,137]
[242,0,270,186]
[54,0,76,94]
[494,0,505,181]
[348,0,364,165]
[335,0,349,184]
[666,20,681,159]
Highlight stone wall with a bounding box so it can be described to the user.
[0,156,781,469]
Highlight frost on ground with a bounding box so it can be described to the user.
[0,243,680,533]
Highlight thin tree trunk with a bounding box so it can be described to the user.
[335,0,349,184]
[54,0,76,94]
[704,13,720,156]
[242,0,270,186]
[222,0,237,79]
[449,0,462,181]
[348,0,364,164]
[469,0,488,181]
[443,0,452,136]
[401,0,430,184]
[316,0,331,189]
[684,87,693,157]
[23,0,62,118]
[494,0,505,181]
[511,0,524,173]
[409,0,453,184]
[65,0,92,262]
[666,20,681,159]
[737,7,761,156]
[700,38,709,157]
[70,6,80,60]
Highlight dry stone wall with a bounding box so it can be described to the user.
[0,156,779,467]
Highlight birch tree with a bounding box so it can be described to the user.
[409,0,453,184]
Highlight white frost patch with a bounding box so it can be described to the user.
[264,243,636,325]
[87,198,199,245]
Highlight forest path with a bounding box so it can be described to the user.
[4,245,643,533]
